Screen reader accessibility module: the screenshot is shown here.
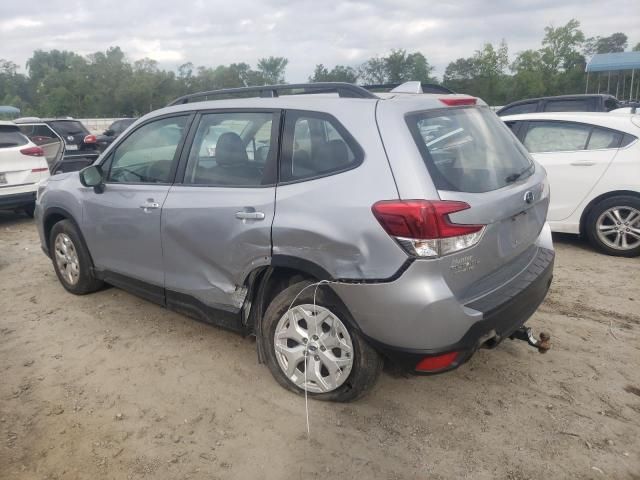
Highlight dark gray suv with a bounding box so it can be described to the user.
[35,82,554,401]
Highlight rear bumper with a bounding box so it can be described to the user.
[0,191,36,210]
[332,224,555,373]
[365,248,554,373]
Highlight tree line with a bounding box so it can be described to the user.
[0,18,638,118]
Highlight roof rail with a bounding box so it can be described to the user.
[167,82,378,106]
[363,82,455,94]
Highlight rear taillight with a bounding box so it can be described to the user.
[83,134,97,144]
[31,167,49,173]
[439,97,477,106]
[20,146,44,157]
[371,200,485,258]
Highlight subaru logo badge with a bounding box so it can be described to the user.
[524,191,535,204]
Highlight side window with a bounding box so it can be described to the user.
[106,116,187,184]
[183,112,276,187]
[544,99,590,112]
[504,121,520,135]
[281,111,361,182]
[620,134,638,148]
[523,121,591,153]
[498,102,537,116]
[587,128,623,150]
[604,98,620,111]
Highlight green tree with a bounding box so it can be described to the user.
[309,64,358,83]
[584,33,628,55]
[540,19,585,72]
[359,49,434,84]
[256,57,288,84]
[633,42,640,52]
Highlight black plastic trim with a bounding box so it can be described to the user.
[270,254,414,284]
[0,191,35,209]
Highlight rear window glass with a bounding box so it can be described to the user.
[0,126,29,148]
[407,107,534,193]
[49,121,89,136]
[498,102,537,116]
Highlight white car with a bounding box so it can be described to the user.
[0,121,50,217]
[502,112,640,256]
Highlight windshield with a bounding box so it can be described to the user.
[407,106,534,193]
[49,121,89,136]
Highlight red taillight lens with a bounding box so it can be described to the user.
[20,146,45,157]
[372,200,485,258]
[416,352,460,372]
[83,134,97,144]
[439,97,477,106]
[31,167,49,173]
[372,200,482,239]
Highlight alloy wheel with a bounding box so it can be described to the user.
[596,206,640,251]
[54,233,80,285]
[273,304,354,393]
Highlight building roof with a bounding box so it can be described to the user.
[586,52,640,73]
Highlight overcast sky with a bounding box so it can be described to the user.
[1,0,639,81]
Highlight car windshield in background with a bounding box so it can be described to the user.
[0,126,29,148]
[49,121,88,136]
[407,107,534,193]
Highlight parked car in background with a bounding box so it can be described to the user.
[0,122,49,216]
[35,82,554,401]
[15,118,99,173]
[497,94,622,117]
[96,118,137,152]
[503,112,640,256]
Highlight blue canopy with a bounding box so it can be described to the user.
[0,105,20,115]
[586,52,640,73]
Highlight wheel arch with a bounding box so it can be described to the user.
[579,190,640,236]
[43,207,94,266]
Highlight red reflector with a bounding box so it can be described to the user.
[84,134,97,144]
[416,352,459,372]
[371,200,483,239]
[31,167,49,173]
[20,146,45,157]
[439,97,477,106]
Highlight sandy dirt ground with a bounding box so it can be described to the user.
[1,211,639,480]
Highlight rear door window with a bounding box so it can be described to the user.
[48,121,89,137]
[280,111,362,182]
[407,107,533,193]
[183,111,278,187]
[498,102,537,116]
[522,121,591,152]
[544,99,591,112]
[0,126,29,148]
[587,128,623,150]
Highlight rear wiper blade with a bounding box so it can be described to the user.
[505,164,533,183]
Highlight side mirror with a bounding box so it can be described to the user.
[79,165,105,193]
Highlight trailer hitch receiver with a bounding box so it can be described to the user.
[510,326,551,353]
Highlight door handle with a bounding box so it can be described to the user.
[570,161,596,166]
[235,210,265,220]
[139,200,160,211]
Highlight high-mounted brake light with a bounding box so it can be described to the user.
[372,200,485,258]
[20,146,44,157]
[439,97,477,106]
[83,134,97,144]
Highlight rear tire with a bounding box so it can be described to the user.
[261,280,382,402]
[49,220,104,294]
[585,195,640,257]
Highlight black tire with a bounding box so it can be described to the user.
[23,203,35,218]
[261,280,382,402]
[49,220,104,294]
[585,195,640,258]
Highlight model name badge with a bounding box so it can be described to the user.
[450,255,479,273]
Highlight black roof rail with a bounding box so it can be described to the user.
[167,82,378,106]
[362,83,455,94]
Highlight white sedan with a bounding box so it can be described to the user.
[502,112,640,257]
[0,121,50,217]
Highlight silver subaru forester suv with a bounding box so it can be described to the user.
[35,82,554,402]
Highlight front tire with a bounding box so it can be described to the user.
[585,196,640,257]
[49,220,104,294]
[261,280,382,402]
